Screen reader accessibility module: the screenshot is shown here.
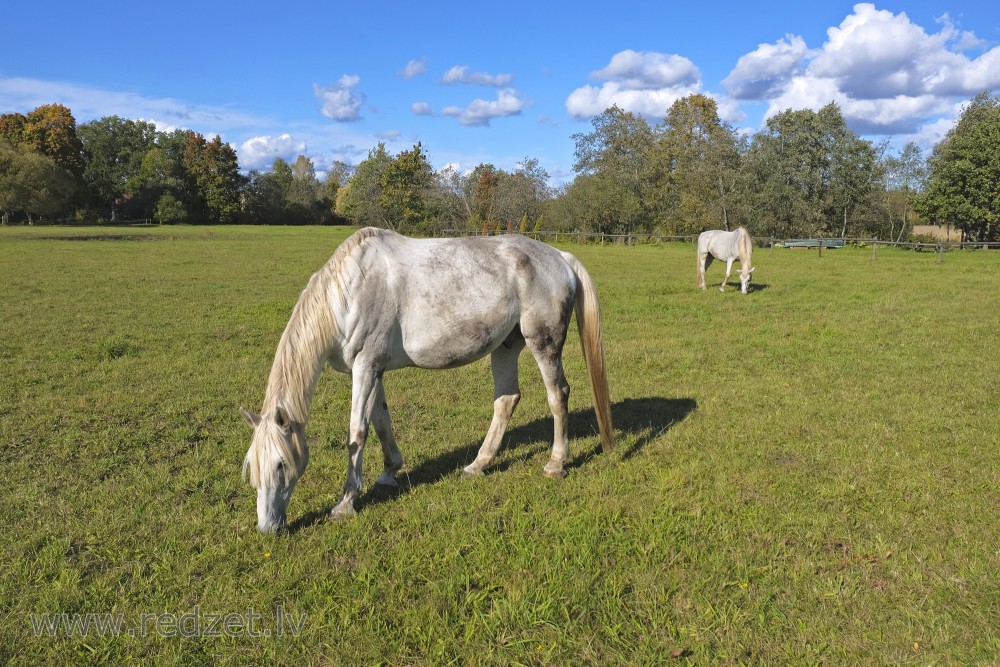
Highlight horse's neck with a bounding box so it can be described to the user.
[263,281,337,424]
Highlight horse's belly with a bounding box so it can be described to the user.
[399,310,518,370]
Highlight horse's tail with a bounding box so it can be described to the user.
[561,252,615,452]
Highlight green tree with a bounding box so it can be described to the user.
[340,143,392,227]
[323,161,351,223]
[881,142,927,241]
[0,142,77,224]
[737,102,878,238]
[426,164,472,231]
[739,107,827,237]
[127,146,187,222]
[380,142,434,233]
[78,116,158,219]
[653,94,744,234]
[569,105,655,234]
[821,104,883,237]
[494,157,550,231]
[915,91,1000,242]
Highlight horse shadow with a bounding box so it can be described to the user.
[287,396,697,530]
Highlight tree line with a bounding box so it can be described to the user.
[2,92,1000,241]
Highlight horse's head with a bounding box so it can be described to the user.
[240,404,309,533]
[739,266,755,294]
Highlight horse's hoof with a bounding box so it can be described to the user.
[328,505,355,522]
[461,467,484,479]
[374,472,399,488]
[542,467,568,479]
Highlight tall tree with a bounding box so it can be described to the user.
[127,146,187,222]
[181,132,243,224]
[469,163,500,230]
[915,91,1000,242]
[881,142,927,241]
[570,105,655,234]
[821,104,882,237]
[492,157,550,230]
[0,142,77,224]
[340,143,392,227]
[3,104,86,180]
[379,142,434,232]
[653,94,744,234]
[78,116,158,219]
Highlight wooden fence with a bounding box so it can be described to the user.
[440,229,1000,253]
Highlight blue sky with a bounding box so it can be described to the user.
[3,1,1000,186]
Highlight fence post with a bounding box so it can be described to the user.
[872,241,877,259]
[936,244,943,263]
[818,239,823,257]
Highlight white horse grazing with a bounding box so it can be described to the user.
[697,227,755,294]
[241,227,615,533]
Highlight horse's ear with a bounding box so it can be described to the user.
[274,405,291,430]
[240,408,262,428]
[750,266,756,273]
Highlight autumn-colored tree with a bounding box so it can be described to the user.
[181,132,243,224]
[469,164,499,227]
[15,105,85,180]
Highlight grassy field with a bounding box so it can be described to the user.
[1,225,998,665]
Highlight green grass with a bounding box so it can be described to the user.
[1,226,998,665]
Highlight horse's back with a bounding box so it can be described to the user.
[338,231,576,370]
[699,228,744,260]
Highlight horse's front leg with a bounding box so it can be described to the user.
[371,378,403,488]
[720,259,734,292]
[330,362,381,520]
[463,340,524,477]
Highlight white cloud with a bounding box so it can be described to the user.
[441,89,526,126]
[402,58,428,79]
[0,76,258,137]
[723,35,812,100]
[239,134,307,171]
[566,50,701,120]
[723,3,1000,138]
[442,65,513,87]
[411,101,434,116]
[313,75,365,122]
[591,50,700,90]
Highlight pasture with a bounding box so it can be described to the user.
[1,225,998,665]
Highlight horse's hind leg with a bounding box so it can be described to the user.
[698,252,711,289]
[524,331,571,479]
[462,337,524,477]
[371,379,403,487]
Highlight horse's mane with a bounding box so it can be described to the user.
[264,227,389,417]
[247,228,388,486]
[736,226,753,264]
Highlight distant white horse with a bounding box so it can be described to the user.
[697,227,755,294]
[241,227,615,533]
